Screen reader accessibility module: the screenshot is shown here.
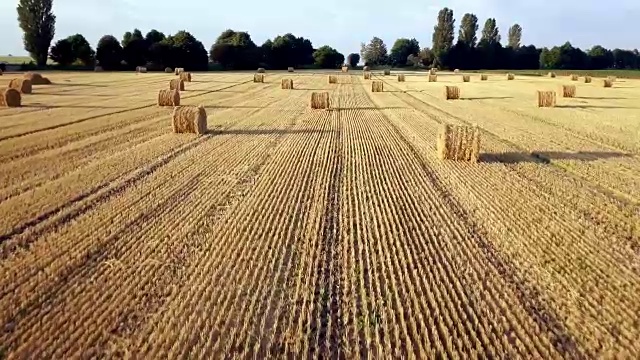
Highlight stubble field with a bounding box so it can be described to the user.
[0,70,639,358]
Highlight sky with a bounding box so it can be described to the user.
[1,0,639,57]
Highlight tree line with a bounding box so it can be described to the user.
[16,0,640,71]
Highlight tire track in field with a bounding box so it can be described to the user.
[375,76,640,206]
[362,80,587,359]
[0,79,254,142]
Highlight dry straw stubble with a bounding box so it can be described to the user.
[444,86,460,100]
[0,88,21,107]
[169,78,185,91]
[158,89,180,106]
[281,78,294,89]
[310,92,330,109]
[9,78,32,94]
[172,105,208,134]
[437,124,480,163]
[537,91,556,107]
[254,74,265,83]
[562,85,576,98]
[371,81,384,92]
[398,74,405,82]
[429,74,438,82]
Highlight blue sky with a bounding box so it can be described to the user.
[1,0,639,57]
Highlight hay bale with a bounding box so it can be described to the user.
[363,66,370,71]
[537,91,556,107]
[172,105,207,134]
[562,85,576,98]
[0,88,21,107]
[363,72,372,80]
[94,66,104,72]
[608,76,617,82]
[179,72,191,82]
[548,72,556,78]
[158,89,180,106]
[437,124,480,163]
[371,81,384,92]
[429,68,437,75]
[310,92,330,109]
[603,79,613,88]
[287,67,294,72]
[584,76,592,83]
[0,69,3,76]
[570,74,578,81]
[257,68,266,73]
[341,66,349,72]
[428,75,438,82]
[281,78,294,89]
[253,74,265,83]
[175,68,185,75]
[24,72,51,85]
[507,73,515,80]
[397,74,405,82]
[454,69,460,74]
[328,75,338,84]
[136,66,148,73]
[444,86,460,100]
[9,78,32,94]
[462,75,470,82]
[169,78,185,91]
[480,74,488,81]
[383,69,391,76]
[165,67,173,73]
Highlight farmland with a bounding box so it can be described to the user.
[0,70,639,358]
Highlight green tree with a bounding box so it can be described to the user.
[431,7,455,65]
[508,24,522,49]
[539,47,561,69]
[360,37,388,66]
[164,31,208,70]
[313,46,344,69]
[418,48,435,67]
[96,35,123,70]
[266,34,314,69]
[389,38,420,66]
[458,13,478,47]
[209,29,259,69]
[122,28,143,48]
[347,53,360,68]
[17,0,56,66]
[145,30,166,45]
[480,18,501,45]
[67,34,94,66]
[587,45,613,69]
[49,38,74,66]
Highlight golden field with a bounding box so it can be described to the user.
[0,70,639,358]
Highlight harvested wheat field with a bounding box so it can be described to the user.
[0,70,639,359]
